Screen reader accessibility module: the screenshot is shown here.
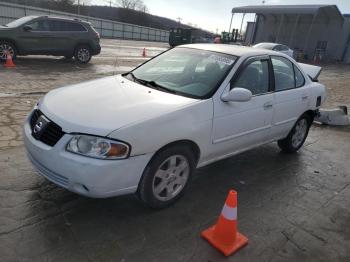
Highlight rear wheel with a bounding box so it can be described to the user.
[278,114,311,153]
[137,145,195,209]
[0,41,16,61]
[74,45,91,63]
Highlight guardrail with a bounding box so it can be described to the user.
[0,1,169,42]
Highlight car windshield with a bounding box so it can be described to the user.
[128,47,237,99]
[5,16,36,27]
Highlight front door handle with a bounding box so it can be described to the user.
[263,102,273,110]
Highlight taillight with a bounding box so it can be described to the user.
[91,27,100,39]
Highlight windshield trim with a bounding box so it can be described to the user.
[123,47,239,100]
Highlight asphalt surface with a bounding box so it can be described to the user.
[0,39,349,262]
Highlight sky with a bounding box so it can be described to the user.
[90,0,350,33]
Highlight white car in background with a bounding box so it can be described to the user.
[24,44,326,208]
[253,42,294,58]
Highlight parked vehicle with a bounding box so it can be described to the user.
[0,16,101,63]
[24,44,326,208]
[253,42,294,58]
[169,28,212,47]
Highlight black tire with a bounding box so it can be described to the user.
[0,41,17,61]
[74,45,91,64]
[137,145,196,209]
[278,114,311,153]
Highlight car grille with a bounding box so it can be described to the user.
[30,109,65,146]
[27,152,69,188]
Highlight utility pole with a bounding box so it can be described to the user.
[24,0,27,16]
[177,17,183,24]
[77,0,81,15]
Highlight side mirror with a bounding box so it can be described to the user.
[221,87,253,102]
[23,25,32,32]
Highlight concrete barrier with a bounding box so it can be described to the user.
[0,1,169,42]
[315,106,350,126]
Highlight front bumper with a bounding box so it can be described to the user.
[23,114,153,198]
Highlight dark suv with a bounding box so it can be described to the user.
[0,16,101,63]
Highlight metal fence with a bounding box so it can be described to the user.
[0,1,170,42]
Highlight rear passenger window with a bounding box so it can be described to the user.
[294,65,305,87]
[273,45,282,51]
[232,59,269,95]
[271,56,295,91]
[48,20,86,31]
[68,23,86,31]
[48,20,64,31]
[280,45,289,51]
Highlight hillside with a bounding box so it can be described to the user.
[2,0,213,37]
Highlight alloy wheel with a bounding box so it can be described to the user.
[291,119,308,148]
[77,48,90,63]
[0,43,15,60]
[152,155,190,201]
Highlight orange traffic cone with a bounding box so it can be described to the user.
[142,48,146,57]
[4,51,16,68]
[201,190,248,256]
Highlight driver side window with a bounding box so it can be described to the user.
[231,59,269,95]
[27,20,50,31]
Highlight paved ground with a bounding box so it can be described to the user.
[0,39,349,262]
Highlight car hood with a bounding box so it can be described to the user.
[40,75,198,136]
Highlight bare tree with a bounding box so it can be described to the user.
[116,0,148,12]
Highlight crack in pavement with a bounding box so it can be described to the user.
[281,230,307,252]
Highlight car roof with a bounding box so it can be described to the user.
[36,15,87,24]
[178,43,286,58]
[25,15,39,19]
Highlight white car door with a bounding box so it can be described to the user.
[212,56,275,156]
[270,55,310,139]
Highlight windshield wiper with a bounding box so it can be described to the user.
[125,72,138,82]
[126,72,149,86]
[142,80,177,94]
[126,73,176,94]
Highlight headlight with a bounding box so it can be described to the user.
[67,135,130,160]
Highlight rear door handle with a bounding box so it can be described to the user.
[263,102,273,110]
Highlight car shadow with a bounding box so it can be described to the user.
[0,134,327,261]
[20,143,308,259]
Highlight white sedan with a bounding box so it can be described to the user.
[24,44,326,208]
[253,42,294,58]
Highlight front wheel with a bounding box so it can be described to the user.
[74,45,91,63]
[0,41,17,61]
[278,115,311,153]
[137,145,195,209]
